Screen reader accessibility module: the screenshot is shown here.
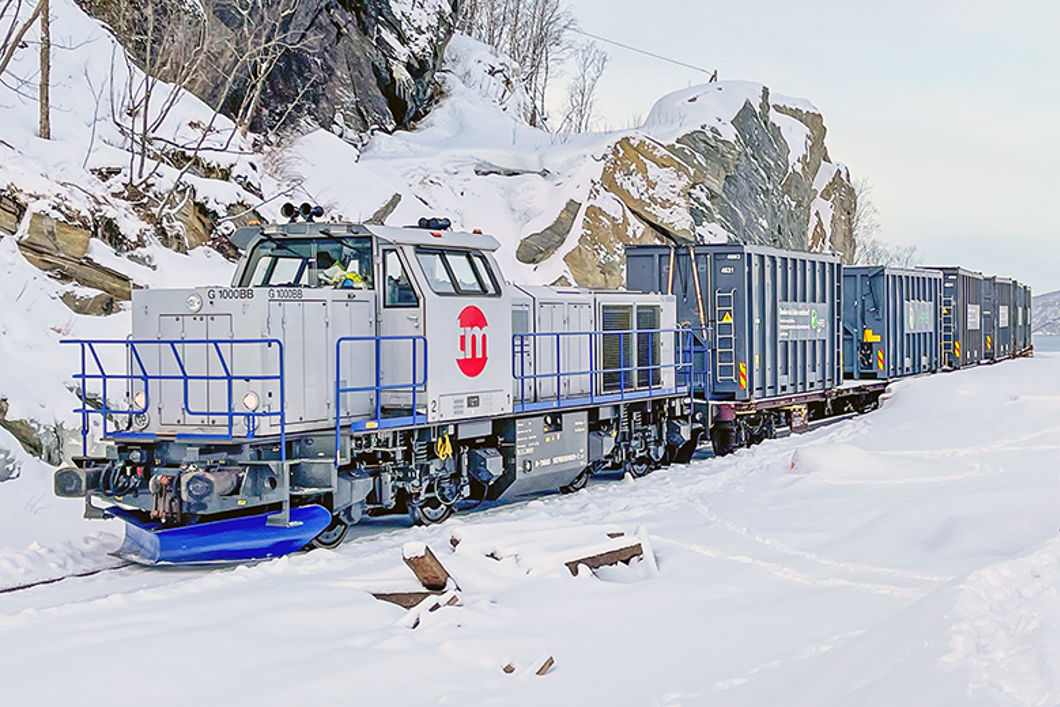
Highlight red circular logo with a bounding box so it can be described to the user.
[457,305,488,377]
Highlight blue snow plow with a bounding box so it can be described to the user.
[108,505,333,565]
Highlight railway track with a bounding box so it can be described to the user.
[0,561,133,596]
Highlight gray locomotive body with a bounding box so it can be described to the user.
[55,219,698,561]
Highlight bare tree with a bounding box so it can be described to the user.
[105,0,307,243]
[0,0,44,78]
[458,0,574,128]
[37,0,48,138]
[851,178,919,266]
[558,39,606,133]
[850,177,880,248]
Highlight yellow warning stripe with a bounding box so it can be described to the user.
[738,361,747,390]
[954,340,961,358]
[876,350,884,370]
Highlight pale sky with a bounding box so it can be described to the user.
[560,0,1060,294]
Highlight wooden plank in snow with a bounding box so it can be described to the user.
[564,542,643,576]
[403,542,456,591]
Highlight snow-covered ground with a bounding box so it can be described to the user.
[1,354,1058,705]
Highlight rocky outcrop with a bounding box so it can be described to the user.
[554,85,857,287]
[366,193,403,225]
[517,200,581,265]
[78,0,457,136]
[564,190,661,288]
[0,193,24,235]
[255,0,457,135]
[0,398,65,465]
[810,165,856,255]
[17,212,132,301]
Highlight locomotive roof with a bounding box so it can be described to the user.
[231,221,500,252]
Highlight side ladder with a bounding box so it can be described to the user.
[941,296,954,364]
[714,289,737,383]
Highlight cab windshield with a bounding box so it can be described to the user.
[239,237,374,289]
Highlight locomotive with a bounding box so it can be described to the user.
[54,211,701,564]
[53,209,1033,565]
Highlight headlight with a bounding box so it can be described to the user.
[134,413,150,430]
[186,294,203,312]
[241,391,260,411]
[132,391,147,410]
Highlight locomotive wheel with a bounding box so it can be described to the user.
[626,456,653,478]
[560,467,591,494]
[411,496,454,526]
[310,515,350,549]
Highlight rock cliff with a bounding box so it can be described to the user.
[75,0,457,135]
[546,83,856,287]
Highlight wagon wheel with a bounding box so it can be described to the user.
[626,456,653,479]
[411,495,454,526]
[310,515,350,549]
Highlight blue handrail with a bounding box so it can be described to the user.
[334,335,428,465]
[510,327,704,413]
[63,338,286,464]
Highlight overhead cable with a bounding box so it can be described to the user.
[569,27,715,76]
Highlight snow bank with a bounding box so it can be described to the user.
[1,355,1059,703]
[0,425,122,591]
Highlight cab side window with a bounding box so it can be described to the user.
[472,253,500,295]
[413,247,502,297]
[384,250,419,307]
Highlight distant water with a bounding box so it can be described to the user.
[1033,334,1060,352]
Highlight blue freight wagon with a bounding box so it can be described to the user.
[982,276,998,361]
[842,266,941,379]
[922,267,983,369]
[1012,282,1033,354]
[992,276,1013,360]
[627,243,842,401]
[626,244,886,454]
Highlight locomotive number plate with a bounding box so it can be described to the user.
[208,288,256,301]
[268,288,303,300]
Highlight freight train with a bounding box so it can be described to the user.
[52,210,1033,564]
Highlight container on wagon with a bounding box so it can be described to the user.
[842,266,942,379]
[626,243,842,402]
[921,267,984,369]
